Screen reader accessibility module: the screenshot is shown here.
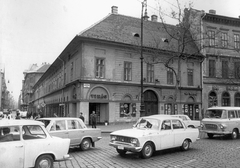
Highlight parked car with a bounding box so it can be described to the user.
[37,117,102,150]
[201,106,240,139]
[109,115,199,159]
[0,119,71,168]
[171,114,200,128]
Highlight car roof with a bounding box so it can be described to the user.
[143,115,181,120]
[207,106,240,110]
[37,117,81,120]
[0,119,44,127]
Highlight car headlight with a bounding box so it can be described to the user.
[130,138,139,146]
[219,124,226,130]
[110,135,117,141]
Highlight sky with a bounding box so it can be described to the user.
[1,0,240,101]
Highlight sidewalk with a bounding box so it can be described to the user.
[95,121,135,133]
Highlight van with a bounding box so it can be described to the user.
[201,106,240,139]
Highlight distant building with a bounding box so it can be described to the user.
[21,62,50,113]
[31,6,203,124]
[186,8,240,112]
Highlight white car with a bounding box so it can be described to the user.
[171,114,201,128]
[0,120,71,168]
[37,117,102,150]
[109,115,199,159]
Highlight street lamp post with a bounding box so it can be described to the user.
[140,0,147,116]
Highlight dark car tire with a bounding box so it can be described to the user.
[80,138,91,151]
[140,142,154,159]
[35,155,53,168]
[231,129,238,140]
[116,149,127,156]
[207,133,214,139]
[181,139,190,151]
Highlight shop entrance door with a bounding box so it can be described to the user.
[89,103,100,125]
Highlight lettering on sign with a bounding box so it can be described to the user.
[84,83,90,88]
[90,94,107,99]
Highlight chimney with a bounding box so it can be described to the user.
[111,6,118,14]
[151,15,158,22]
[209,9,216,15]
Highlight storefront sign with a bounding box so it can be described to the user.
[90,94,107,99]
[84,83,90,88]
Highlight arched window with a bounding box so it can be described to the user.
[208,91,217,107]
[222,92,230,106]
[235,92,240,107]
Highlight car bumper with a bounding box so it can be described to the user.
[109,142,142,152]
[200,130,231,135]
[55,154,72,162]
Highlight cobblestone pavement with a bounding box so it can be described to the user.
[54,129,240,168]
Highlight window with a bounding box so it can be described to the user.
[161,120,171,130]
[147,64,154,83]
[187,69,193,86]
[22,125,47,140]
[222,60,228,78]
[167,68,174,85]
[95,58,105,78]
[221,32,228,48]
[54,120,66,131]
[67,120,82,129]
[208,30,215,46]
[172,120,184,129]
[124,62,132,81]
[0,126,20,142]
[222,92,230,106]
[235,93,240,107]
[209,60,216,77]
[234,62,240,79]
[70,62,73,81]
[234,34,240,49]
[209,91,217,107]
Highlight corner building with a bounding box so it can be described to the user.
[31,7,203,124]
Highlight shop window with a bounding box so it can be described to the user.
[234,62,240,79]
[120,103,136,117]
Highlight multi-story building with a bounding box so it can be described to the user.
[31,6,203,124]
[21,63,50,113]
[187,9,240,113]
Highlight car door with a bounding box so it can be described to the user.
[172,119,185,147]
[0,126,24,168]
[48,120,68,139]
[160,120,174,149]
[67,119,83,145]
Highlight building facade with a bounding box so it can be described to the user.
[30,7,203,124]
[187,9,240,114]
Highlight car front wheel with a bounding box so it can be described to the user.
[35,155,53,168]
[181,139,190,151]
[141,142,154,159]
[80,138,91,151]
[231,129,238,140]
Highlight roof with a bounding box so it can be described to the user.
[37,117,81,120]
[0,119,44,127]
[37,64,51,73]
[143,114,181,120]
[79,13,199,55]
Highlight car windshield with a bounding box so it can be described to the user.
[205,109,227,119]
[134,118,159,130]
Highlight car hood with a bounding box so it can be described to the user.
[110,128,158,138]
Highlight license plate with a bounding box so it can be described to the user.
[117,146,124,150]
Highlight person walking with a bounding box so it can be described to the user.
[90,111,97,128]
[79,112,85,122]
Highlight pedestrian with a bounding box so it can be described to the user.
[90,111,97,128]
[79,112,85,122]
[15,112,21,120]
